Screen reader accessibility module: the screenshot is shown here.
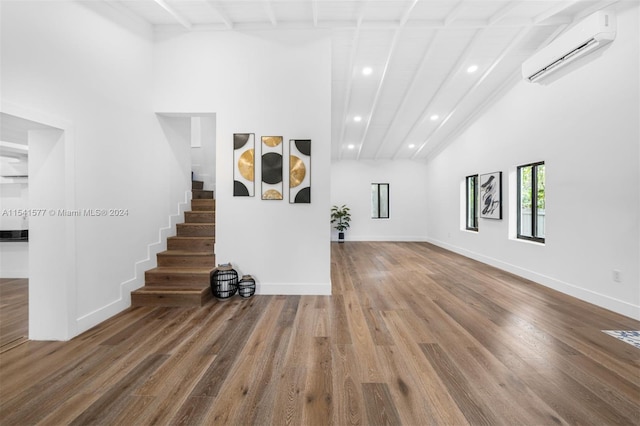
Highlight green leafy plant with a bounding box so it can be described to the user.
[331,204,352,232]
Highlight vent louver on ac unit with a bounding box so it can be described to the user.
[522,10,616,83]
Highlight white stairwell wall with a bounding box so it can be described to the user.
[1,1,193,339]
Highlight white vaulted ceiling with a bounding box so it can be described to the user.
[99,0,620,160]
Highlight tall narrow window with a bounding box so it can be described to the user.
[517,161,545,243]
[466,175,478,231]
[371,183,389,219]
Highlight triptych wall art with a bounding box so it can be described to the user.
[233,133,311,204]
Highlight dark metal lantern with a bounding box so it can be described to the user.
[211,264,238,299]
[238,275,256,298]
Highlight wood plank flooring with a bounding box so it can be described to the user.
[1,242,639,425]
[0,278,28,352]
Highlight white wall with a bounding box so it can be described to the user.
[154,30,332,294]
[331,160,429,241]
[424,3,640,319]
[1,1,191,339]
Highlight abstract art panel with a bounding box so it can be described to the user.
[261,136,283,200]
[289,139,311,204]
[479,171,502,219]
[233,133,255,197]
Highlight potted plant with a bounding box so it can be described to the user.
[331,204,351,243]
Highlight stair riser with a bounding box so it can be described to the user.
[192,180,204,190]
[192,190,214,199]
[191,200,215,211]
[185,212,215,223]
[145,272,211,286]
[177,224,215,237]
[131,290,211,307]
[167,238,214,252]
[157,255,216,267]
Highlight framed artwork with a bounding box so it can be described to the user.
[261,136,283,200]
[233,133,255,196]
[289,139,311,204]
[479,171,502,219]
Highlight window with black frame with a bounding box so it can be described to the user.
[517,161,545,243]
[371,183,389,219]
[466,175,478,231]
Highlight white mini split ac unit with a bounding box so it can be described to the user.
[522,10,616,83]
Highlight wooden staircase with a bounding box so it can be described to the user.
[131,180,215,307]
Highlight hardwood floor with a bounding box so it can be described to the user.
[0,278,28,352]
[1,242,638,425]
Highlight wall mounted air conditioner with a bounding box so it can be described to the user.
[522,10,616,83]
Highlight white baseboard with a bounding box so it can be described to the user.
[425,237,640,321]
[257,282,331,295]
[332,235,430,242]
[0,269,29,278]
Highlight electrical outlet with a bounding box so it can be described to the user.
[612,270,621,283]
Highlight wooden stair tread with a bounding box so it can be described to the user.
[147,267,214,274]
[131,285,212,307]
[158,250,214,256]
[132,286,209,294]
[167,236,215,240]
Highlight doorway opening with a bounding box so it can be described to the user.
[0,110,76,341]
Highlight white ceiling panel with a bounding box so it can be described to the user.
[94,0,622,160]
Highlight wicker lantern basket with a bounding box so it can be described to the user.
[238,275,256,298]
[211,263,238,299]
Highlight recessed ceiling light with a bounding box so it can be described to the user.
[408,144,415,149]
[467,64,479,73]
[430,114,439,121]
[353,116,362,122]
[347,144,355,150]
[362,67,373,76]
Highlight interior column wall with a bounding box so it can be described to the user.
[154,30,332,294]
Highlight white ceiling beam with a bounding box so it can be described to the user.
[312,0,319,27]
[153,0,192,30]
[533,0,580,24]
[202,0,233,30]
[400,0,420,26]
[355,0,418,160]
[354,28,402,160]
[444,1,466,27]
[489,1,520,26]
[264,0,278,26]
[573,0,619,20]
[373,30,439,160]
[337,1,368,160]
[337,26,362,160]
[390,28,483,160]
[169,17,572,33]
[413,26,535,160]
